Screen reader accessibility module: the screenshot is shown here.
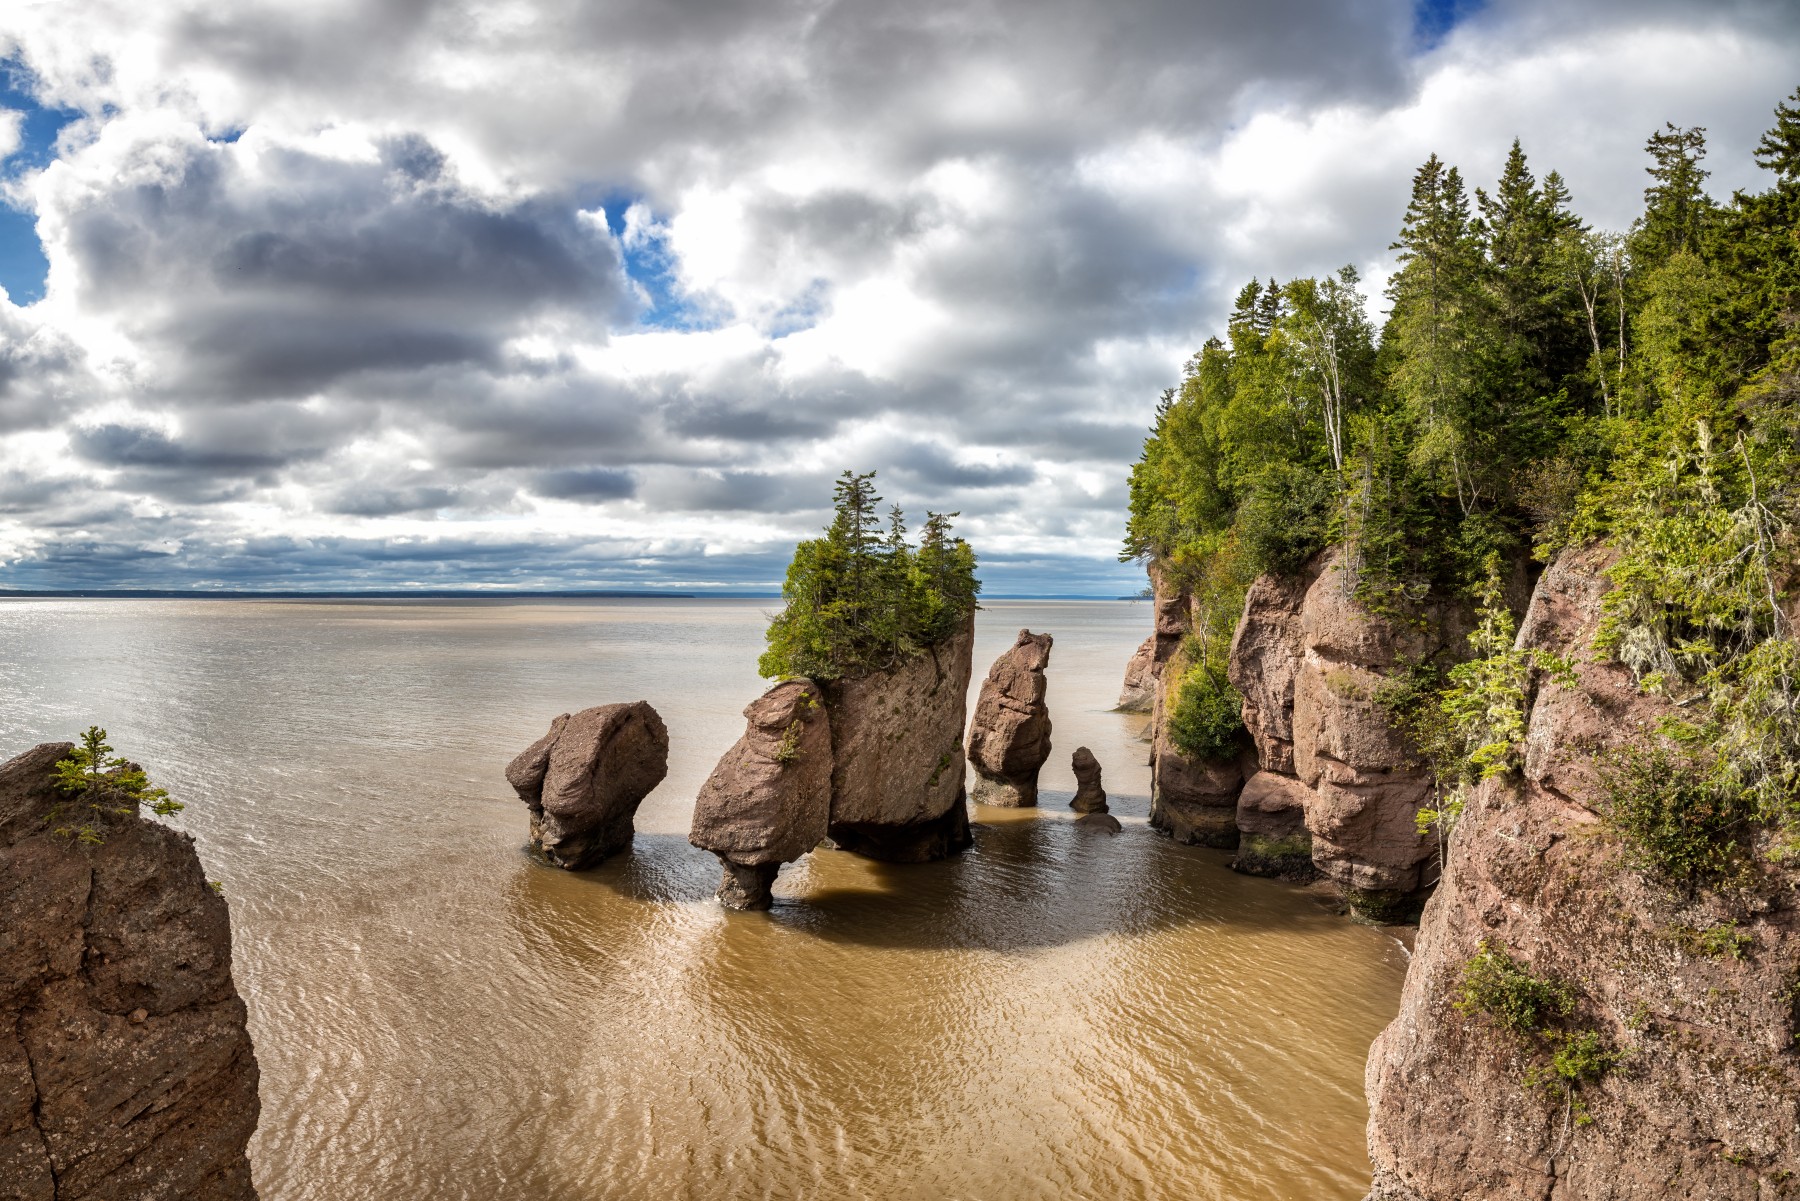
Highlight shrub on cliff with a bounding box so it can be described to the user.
[50,726,183,844]
[759,471,981,682]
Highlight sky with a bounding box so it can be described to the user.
[0,1,1795,595]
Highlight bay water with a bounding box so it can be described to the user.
[0,598,1407,1200]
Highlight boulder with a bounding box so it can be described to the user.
[1116,636,1157,712]
[1074,811,1122,834]
[1231,770,1315,880]
[824,613,976,862]
[689,680,832,910]
[0,741,260,1201]
[967,629,1055,807]
[1069,746,1107,813]
[506,701,669,869]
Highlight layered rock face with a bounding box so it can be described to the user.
[1365,545,1800,1199]
[689,680,833,910]
[966,630,1054,807]
[1,742,260,1201]
[1069,747,1107,814]
[1226,549,1466,918]
[823,613,976,862]
[506,702,669,868]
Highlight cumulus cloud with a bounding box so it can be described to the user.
[0,0,1795,590]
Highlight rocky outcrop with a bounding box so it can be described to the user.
[506,702,669,869]
[1148,727,1245,847]
[1116,637,1157,712]
[1199,548,1469,918]
[1231,770,1314,880]
[967,630,1054,807]
[1145,565,1249,847]
[823,613,976,862]
[1,741,260,1201]
[689,680,832,910]
[1070,747,1107,814]
[1119,564,1192,714]
[1364,544,1800,1200]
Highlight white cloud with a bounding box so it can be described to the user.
[0,0,1794,589]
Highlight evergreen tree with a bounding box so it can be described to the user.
[1632,124,1717,267]
[1753,86,1800,181]
[760,475,981,681]
[1387,154,1491,514]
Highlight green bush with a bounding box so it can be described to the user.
[1166,666,1245,760]
[1237,462,1336,576]
[1597,739,1748,885]
[1456,940,1574,1035]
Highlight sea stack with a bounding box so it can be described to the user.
[689,680,833,910]
[506,701,669,868]
[1,741,261,1200]
[823,613,977,862]
[966,629,1054,807]
[1069,746,1107,813]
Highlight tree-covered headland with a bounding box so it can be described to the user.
[1127,88,1800,871]
[760,471,981,682]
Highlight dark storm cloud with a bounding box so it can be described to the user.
[889,442,1036,490]
[530,467,638,501]
[54,129,629,400]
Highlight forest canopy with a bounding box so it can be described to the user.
[1126,87,1800,860]
[759,471,981,682]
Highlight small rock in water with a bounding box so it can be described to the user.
[506,701,669,869]
[1075,811,1123,834]
[1070,746,1108,813]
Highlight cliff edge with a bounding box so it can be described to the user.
[0,741,261,1201]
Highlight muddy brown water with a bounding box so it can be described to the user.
[0,597,1408,1200]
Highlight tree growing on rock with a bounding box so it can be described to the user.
[760,471,981,682]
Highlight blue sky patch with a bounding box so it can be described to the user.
[0,59,80,304]
[598,191,719,332]
[1413,0,1484,50]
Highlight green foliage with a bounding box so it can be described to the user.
[1125,85,1800,882]
[50,726,182,844]
[1666,920,1754,960]
[1596,738,1749,886]
[760,472,981,682]
[1525,1029,1623,1121]
[1457,940,1575,1034]
[1167,665,1245,760]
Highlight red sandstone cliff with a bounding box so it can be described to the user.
[1361,545,1800,1199]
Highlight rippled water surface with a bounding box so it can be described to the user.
[0,597,1408,1200]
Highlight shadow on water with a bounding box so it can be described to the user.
[503,806,1343,960]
